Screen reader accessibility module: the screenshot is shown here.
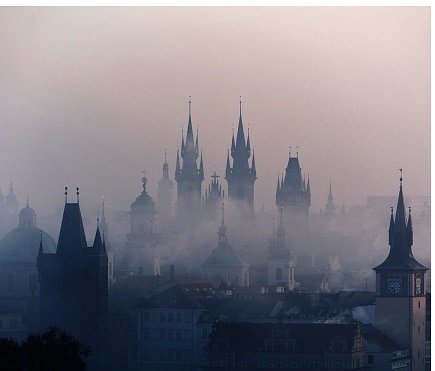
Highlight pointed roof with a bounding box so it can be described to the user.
[235,100,246,150]
[374,175,427,271]
[56,202,88,259]
[185,99,195,148]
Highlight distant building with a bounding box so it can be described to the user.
[225,101,256,218]
[157,150,174,230]
[135,281,218,371]
[267,207,297,291]
[203,172,224,221]
[37,188,108,347]
[205,322,366,370]
[275,151,311,247]
[175,99,204,221]
[0,201,56,332]
[202,204,249,287]
[123,174,160,275]
[323,179,336,218]
[373,175,428,371]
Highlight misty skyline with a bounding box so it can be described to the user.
[0,7,429,217]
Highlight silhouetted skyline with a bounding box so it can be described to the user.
[0,7,429,216]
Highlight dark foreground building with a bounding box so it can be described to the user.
[205,321,367,370]
[37,189,108,349]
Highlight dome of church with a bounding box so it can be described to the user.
[0,203,56,263]
[19,204,36,218]
[131,176,156,215]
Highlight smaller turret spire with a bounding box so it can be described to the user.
[388,207,394,246]
[65,187,68,203]
[218,202,228,244]
[38,229,43,255]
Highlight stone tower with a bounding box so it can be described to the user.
[37,187,108,347]
[225,100,256,217]
[267,207,296,290]
[175,99,204,220]
[373,173,428,371]
[276,151,311,246]
[157,150,173,229]
[323,179,336,219]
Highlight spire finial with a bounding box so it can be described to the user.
[76,187,79,203]
[239,96,242,117]
[26,196,29,207]
[289,146,291,158]
[399,168,403,187]
[65,187,68,203]
[189,96,191,118]
[97,212,100,227]
[391,206,393,215]
[164,148,167,163]
[296,146,299,158]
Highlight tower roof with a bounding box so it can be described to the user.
[374,174,427,271]
[56,202,88,259]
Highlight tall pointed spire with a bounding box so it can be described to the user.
[226,148,231,177]
[186,97,194,148]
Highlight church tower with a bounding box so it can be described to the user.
[267,207,296,290]
[38,187,108,347]
[225,100,256,217]
[175,99,204,219]
[157,150,174,229]
[323,179,336,219]
[276,151,311,245]
[203,171,224,221]
[373,173,428,371]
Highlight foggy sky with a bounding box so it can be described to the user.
[0,7,430,218]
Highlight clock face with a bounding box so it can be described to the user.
[388,279,402,294]
[415,277,422,295]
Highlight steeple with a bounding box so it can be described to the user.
[225,99,256,214]
[324,179,336,217]
[218,203,228,244]
[163,149,169,179]
[175,98,204,217]
[374,172,427,271]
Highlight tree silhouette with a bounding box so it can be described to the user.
[0,326,92,371]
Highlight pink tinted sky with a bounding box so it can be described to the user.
[0,7,430,216]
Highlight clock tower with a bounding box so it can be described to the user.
[373,173,428,370]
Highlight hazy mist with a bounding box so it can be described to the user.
[0,7,430,218]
